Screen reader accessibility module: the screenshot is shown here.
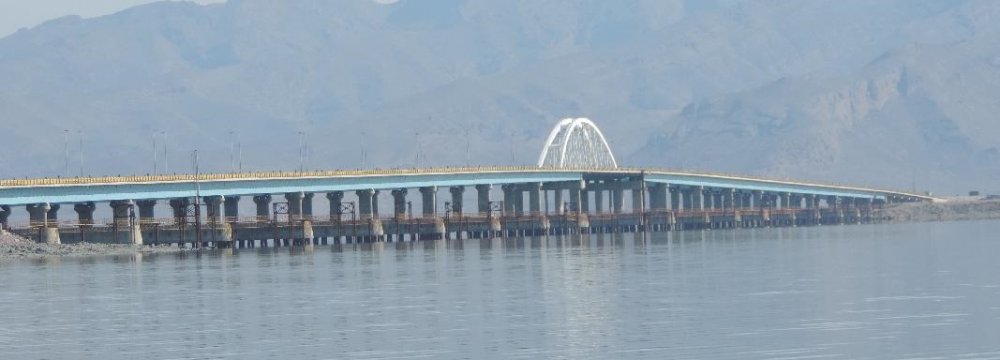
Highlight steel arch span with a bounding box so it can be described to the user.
[537,118,618,169]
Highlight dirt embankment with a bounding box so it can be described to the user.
[882,200,1000,223]
[1,230,182,261]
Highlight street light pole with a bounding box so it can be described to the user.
[63,129,69,177]
[152,131,158,175]
[297,131,305,172]
[229,130,235,173]
[237,132,243,173]
[77,130,83,177]
[162,131,168,174]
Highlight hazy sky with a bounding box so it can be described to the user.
[0,0,224,38]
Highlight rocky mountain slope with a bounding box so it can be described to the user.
[0,0,996,194]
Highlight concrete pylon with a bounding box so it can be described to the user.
[449,186,465,215]
[0,205,9,230]
[553,188,564,214]
[391,189,408,219]
[110,200,141,245]
[527,183,542,214]
[253,195,271,222]
[73,202,96,227]
[580,188,590,214]
[136,200,156,224]
[169,198,190,224]
[27,203,48,227]
[612,188,624,214]
[27,203,61,244]
[723,189,735,210]
[569,186,581,213]
[284,192,303,220]
[224,196,240,222]
[419,186,437,216]
[356,189,376,219]
[594,190,605,213]
[302,193,314,218]
[669,186,681,211]
[501,184,516,214]
[46,204,60,221]
[701,188,719,210]
[752,191,763,210]
[631,187,643,213]
[326,192,344,221]
[203,196,224,224]
[475,184,492,215]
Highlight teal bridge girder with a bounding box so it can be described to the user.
[0,166,934,206]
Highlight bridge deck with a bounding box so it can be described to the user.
[0,166,935,206]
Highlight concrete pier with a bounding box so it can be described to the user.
[253,195,271,221]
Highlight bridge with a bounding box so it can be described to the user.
[0,118,933,247]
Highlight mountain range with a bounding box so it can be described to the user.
[1,0,997,194]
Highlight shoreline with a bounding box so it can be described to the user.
[1,231,186,262]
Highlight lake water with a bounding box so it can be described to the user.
[1,220,999,359]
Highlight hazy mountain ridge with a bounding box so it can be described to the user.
[0,0,995,194]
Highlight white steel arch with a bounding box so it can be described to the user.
[537,117,618,169]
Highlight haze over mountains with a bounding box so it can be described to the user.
[1,0,997,194]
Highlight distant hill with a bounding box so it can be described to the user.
[0,0,996,194]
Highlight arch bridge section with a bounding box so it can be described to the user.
[538,118,618,169]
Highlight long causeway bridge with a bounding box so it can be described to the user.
[0,119,934,247]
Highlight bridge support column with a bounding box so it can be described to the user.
[253,195,271,222]
[136,200,156,224]
[223,196,240,223]
[110,200,140,245]
[631,187,643,213]
[692,186,704,210]
[284,193,303,221]
[476,184,492,215]
[0,205,9,230]
[204,196,224,225]
[580,188,590,214]
[27,203,48,227]
[594,190,605,213]
[303,193,314,218]
[392,189,408,219]
[752,191,763,210]
[450,186,465,215]
[27,203,61,244]
[669,186,681,211]
[569,185,582,213]
[327,192,344,221]
[420,186,437,217]
[72,202,95,228]
[553,188,564,214]
[612,188,624,214]
[169,198,190,224]
[647,184,665,210]
[680,188,693,211]
[356,190,376,219]
[703,188,715,210]
[523,183,539,215]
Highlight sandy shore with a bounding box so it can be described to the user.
[1,230,184,261]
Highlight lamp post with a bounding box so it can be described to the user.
[152,131,158,174]
[77,130,83,177]
[63,129,69,177]
[297,131,305,172]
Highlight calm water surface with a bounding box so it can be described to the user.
[2,221,999,359]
